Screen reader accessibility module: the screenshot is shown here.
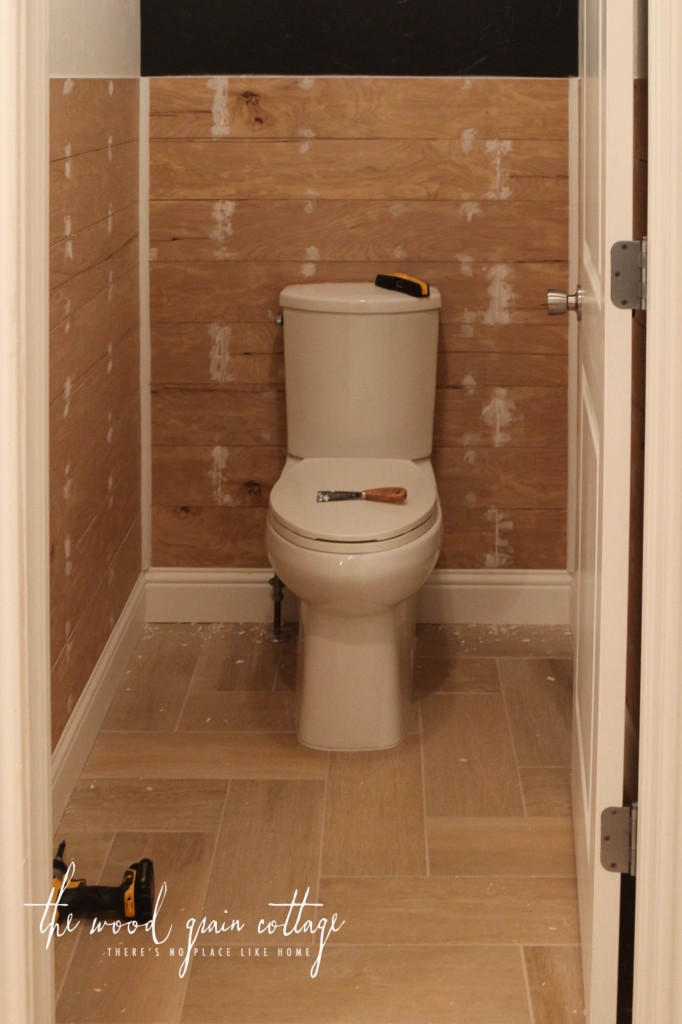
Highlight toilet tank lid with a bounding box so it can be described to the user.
[279,282,441,313]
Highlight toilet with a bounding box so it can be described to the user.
[266,282,443,751]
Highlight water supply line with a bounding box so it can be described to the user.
[266,575,292,643]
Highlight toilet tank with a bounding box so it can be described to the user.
[279,282,441,459]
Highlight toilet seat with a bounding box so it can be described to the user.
[268,457,438,553]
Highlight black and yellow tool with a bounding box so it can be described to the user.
[52,841,155,924]
[374,272,431,298]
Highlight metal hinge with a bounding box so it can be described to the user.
[600,803,638,877]
[611,237,647,311]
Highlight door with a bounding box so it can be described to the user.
[568,2,635,1022]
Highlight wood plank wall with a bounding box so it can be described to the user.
[149,76,569,570]
[50,79,141,748]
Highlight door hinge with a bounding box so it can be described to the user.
[600,803,638,877]
[611,237,647,311]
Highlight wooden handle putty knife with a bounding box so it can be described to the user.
[316,487,407,504]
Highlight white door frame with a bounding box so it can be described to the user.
[632,2,682,1022]
[0,0,55,1020]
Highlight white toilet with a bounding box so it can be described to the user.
[266,282,443,751]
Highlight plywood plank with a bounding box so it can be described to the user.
[150,198,567,263]
[152,445,286,507]
[440,322,568,355]
[50,438,141,664]
[49,234,138,329]
[50,140,138,240]
[152,325,282,385]
[150,138,567,202]
[150,260,568,325]
[438,507,567,570]
[434,386,567,448]
[50,328,140,500]
[50,266,139,401]
[50,203,138,291]
[50,516,141,748]
[439,352,567,387]
[50,382,140,554]
[151,387,286,446]
[150,75,568,141]
[152,506,269,567]
[433,446,567,508]
[50,78,139,160]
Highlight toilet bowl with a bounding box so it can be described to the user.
[267,455,441,749]
[266,282,442,751]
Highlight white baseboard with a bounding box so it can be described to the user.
[419,569,571,624]
[51,573,147,826]
[145,567,295,623]
[145,567,571,626]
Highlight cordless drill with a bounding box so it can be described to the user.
[52,841,155,924]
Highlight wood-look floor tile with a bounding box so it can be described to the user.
[416,624,573,658]
[273,636,297,691]
[524,946,584,1024]
[82,731,328,780]
[203,779,325,941]
[421,693,524,816]
[178,691,296,731]
[322,735,426,877]
[427,817,575,876]
[56,832,215,1023]
[499,659,572,766]
[58,779,228,832]
[189,623,280,692]
[414,656,500,693]
[519,766,573,816]
[103,624,204,731]
[180,945,531,1024]
[319,876,580,945]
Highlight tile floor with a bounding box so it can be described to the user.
[54,622,584,1024]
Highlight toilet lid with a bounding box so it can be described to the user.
[269,458,438,544]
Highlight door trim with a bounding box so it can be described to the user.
[0,0,54,1019]
[633,2,682,1020]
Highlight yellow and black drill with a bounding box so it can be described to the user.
[52,841,155,924]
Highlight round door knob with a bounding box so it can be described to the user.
[547,287,583,320]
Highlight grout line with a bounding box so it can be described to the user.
[316,751,331,907]
[497,657,529,818]
[417,697,431,877]
[520,945,538,1024]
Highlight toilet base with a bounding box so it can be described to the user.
[295,596,416,751]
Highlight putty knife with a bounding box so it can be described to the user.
[316,487,407,504]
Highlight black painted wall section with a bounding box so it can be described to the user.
[141,0,578,78]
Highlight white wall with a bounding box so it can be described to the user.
[50,0,140,77]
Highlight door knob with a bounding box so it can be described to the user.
[547,287,583,320]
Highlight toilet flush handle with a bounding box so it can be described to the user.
[275,311,284,326]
